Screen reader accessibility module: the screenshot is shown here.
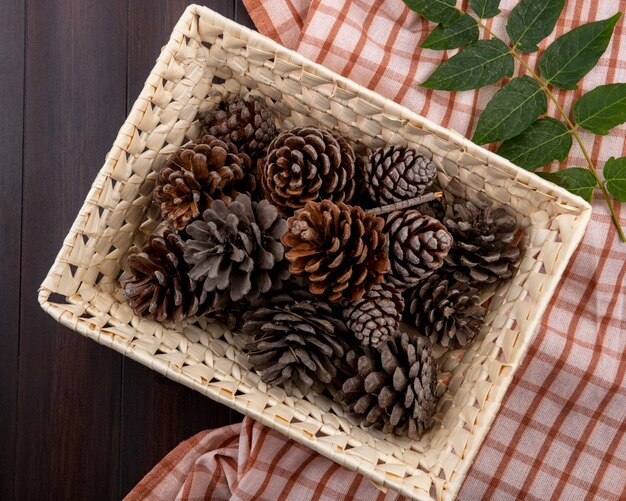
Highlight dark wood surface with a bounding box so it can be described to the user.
[1,2,252,499]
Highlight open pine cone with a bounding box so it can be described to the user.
[124,230,200,323]
[444,199,522,286]
[281,200,390,303]
[408,272,486,349]
[366,146,437,204]
[335,331,437,439]
[183,194,289,305]
[344,283,404,348]
[260,127,356,216]
[385,209,453,288]
[199,96,277,162]
[154,135,256,230]
[243,288,353,396]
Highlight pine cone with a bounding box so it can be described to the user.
[124,230,200,323]
[385,210,453,288]
[444,199,522,286]
[154,135,256,230]
[344,283,404,348]
[366,146,437,205]
[282,200,390,303]
[336,331,437,439]
[183,194,289,304]
[408,272,485,349]
[243,288,353,396]
[260,127,356,216]
[199,96,277,161]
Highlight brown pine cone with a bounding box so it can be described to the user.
[366,146,437,205]
[343,283,404,348]
[154,135,256,230]
[408,272,485,349]
[335,331,437,439]
[124,230,200,323]
[281,200,390,303]
[199,96,277,162]
[243,288,353,396]
[260,127,356,216]
[385,210,453,288]
[444,199,522,286]
[183,194,289,305]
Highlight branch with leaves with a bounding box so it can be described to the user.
[403,0,626,241]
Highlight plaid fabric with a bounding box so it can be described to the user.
[127,1,626,499]
[124,419,399,501]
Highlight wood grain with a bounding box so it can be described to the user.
[3,2,258,499]
[0,0,24,499]
[16,1,127,499]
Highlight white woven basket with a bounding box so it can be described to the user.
[39,5,591,500]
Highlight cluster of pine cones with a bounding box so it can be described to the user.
[122,95,523,439]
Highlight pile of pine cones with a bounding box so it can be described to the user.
[123,95,524,439]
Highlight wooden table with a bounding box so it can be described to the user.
[0,2,251,499]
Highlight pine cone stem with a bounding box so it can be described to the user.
[369,192,443,216]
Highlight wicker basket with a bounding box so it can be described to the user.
[39,5,591,500]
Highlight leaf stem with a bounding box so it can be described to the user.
[474,18,626,242]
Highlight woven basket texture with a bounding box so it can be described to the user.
[39,5,591,500]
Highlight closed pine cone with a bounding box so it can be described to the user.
[344,283,404,348]
[366,146,437,204]
[124,230,200,323]
[385,210,453,288]
[183,194,289,305]
[243,288,353,396]
[281,200,390,303]
[199,96,277,161]
[444,199,522,286]
[335,331,437,439]
[408,272,485,349]
[260,127,356,216]
[154,135,255,230]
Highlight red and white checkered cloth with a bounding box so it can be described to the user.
[126,1,626,499]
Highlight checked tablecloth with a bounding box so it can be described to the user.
[126,1,626,499]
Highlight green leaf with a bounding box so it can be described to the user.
[472,76,547,145]
[507,0,566,53]
[421,39,514,91]
[573,83,626,135]
[536,168,597,201]
[497,117,572,170]
[539,13,622,90]
[604,156,626,201]
[420,14,479,50]
[402,0,461,26]
[470,0,500,18]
